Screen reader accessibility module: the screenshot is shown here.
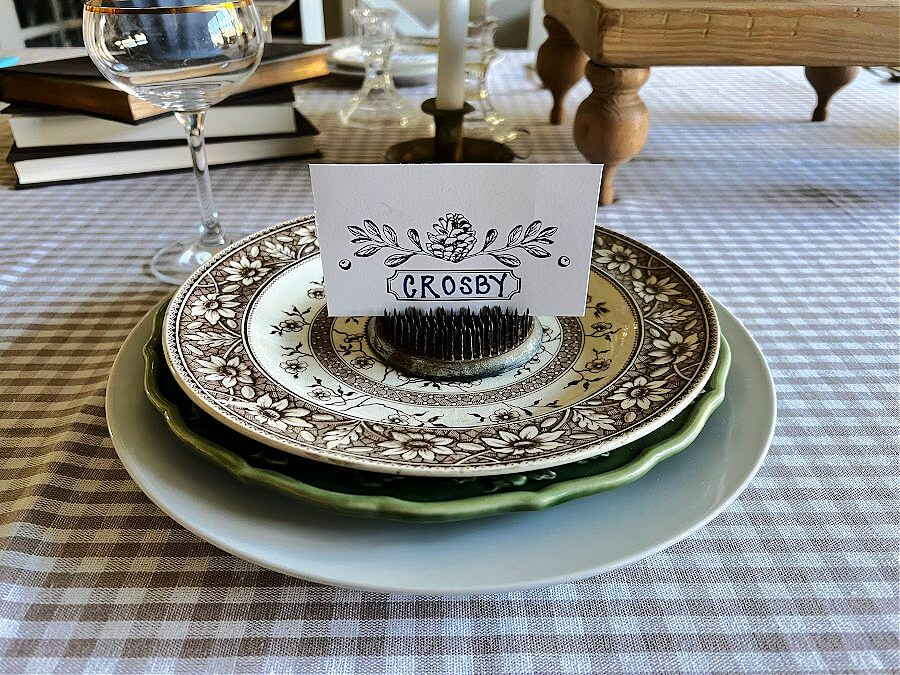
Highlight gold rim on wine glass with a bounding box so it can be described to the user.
[84,0,252,15]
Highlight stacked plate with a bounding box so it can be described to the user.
[328,39,438,83]
[107,217,776,592]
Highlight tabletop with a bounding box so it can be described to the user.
[543,0,900,66]
[0,51,897,674]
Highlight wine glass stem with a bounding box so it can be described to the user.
[261,15,273,42]
[174,110,225,247]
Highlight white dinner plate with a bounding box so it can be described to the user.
[107,298,775,594]
[327,40,503,84]
[328,64,434,85]
[329,42,437,78]
[328,41,436,84]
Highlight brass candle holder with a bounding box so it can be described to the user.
[385,98,520,164]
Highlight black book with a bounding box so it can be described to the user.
[8,112,320,188]
[3,88,319,148]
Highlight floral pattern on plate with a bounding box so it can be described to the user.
[164,217,718,476]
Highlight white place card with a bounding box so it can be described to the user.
[310,163,603,316]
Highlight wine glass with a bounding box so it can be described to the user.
[83,0,264,285]
[254,0,294,42]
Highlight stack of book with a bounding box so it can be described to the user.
[0,44,328,187]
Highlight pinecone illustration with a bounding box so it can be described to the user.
[426,214,477,262]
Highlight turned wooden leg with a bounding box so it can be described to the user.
[804,66,860,122]
[574,63,650,206]
[536,15,588,125]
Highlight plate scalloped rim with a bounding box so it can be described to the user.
[145,296,731,521]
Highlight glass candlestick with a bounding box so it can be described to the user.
[339,8,414,129]
[255,1,294,42]
[463,17,531,155]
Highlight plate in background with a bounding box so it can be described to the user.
[328,40,436,83]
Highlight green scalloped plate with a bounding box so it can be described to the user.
[144,301,730,521]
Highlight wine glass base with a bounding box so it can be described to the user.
[150,236,232,286]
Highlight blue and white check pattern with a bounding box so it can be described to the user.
[0,52,897,674]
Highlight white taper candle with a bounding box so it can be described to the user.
[436,0,468,110]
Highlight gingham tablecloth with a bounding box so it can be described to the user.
[0,51,897,674]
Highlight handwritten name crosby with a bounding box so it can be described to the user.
[387,270,520,301]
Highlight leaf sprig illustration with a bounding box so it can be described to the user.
[348,216,558,268]
[479,218,558,267]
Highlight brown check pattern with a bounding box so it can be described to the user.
[0,51,897,674]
